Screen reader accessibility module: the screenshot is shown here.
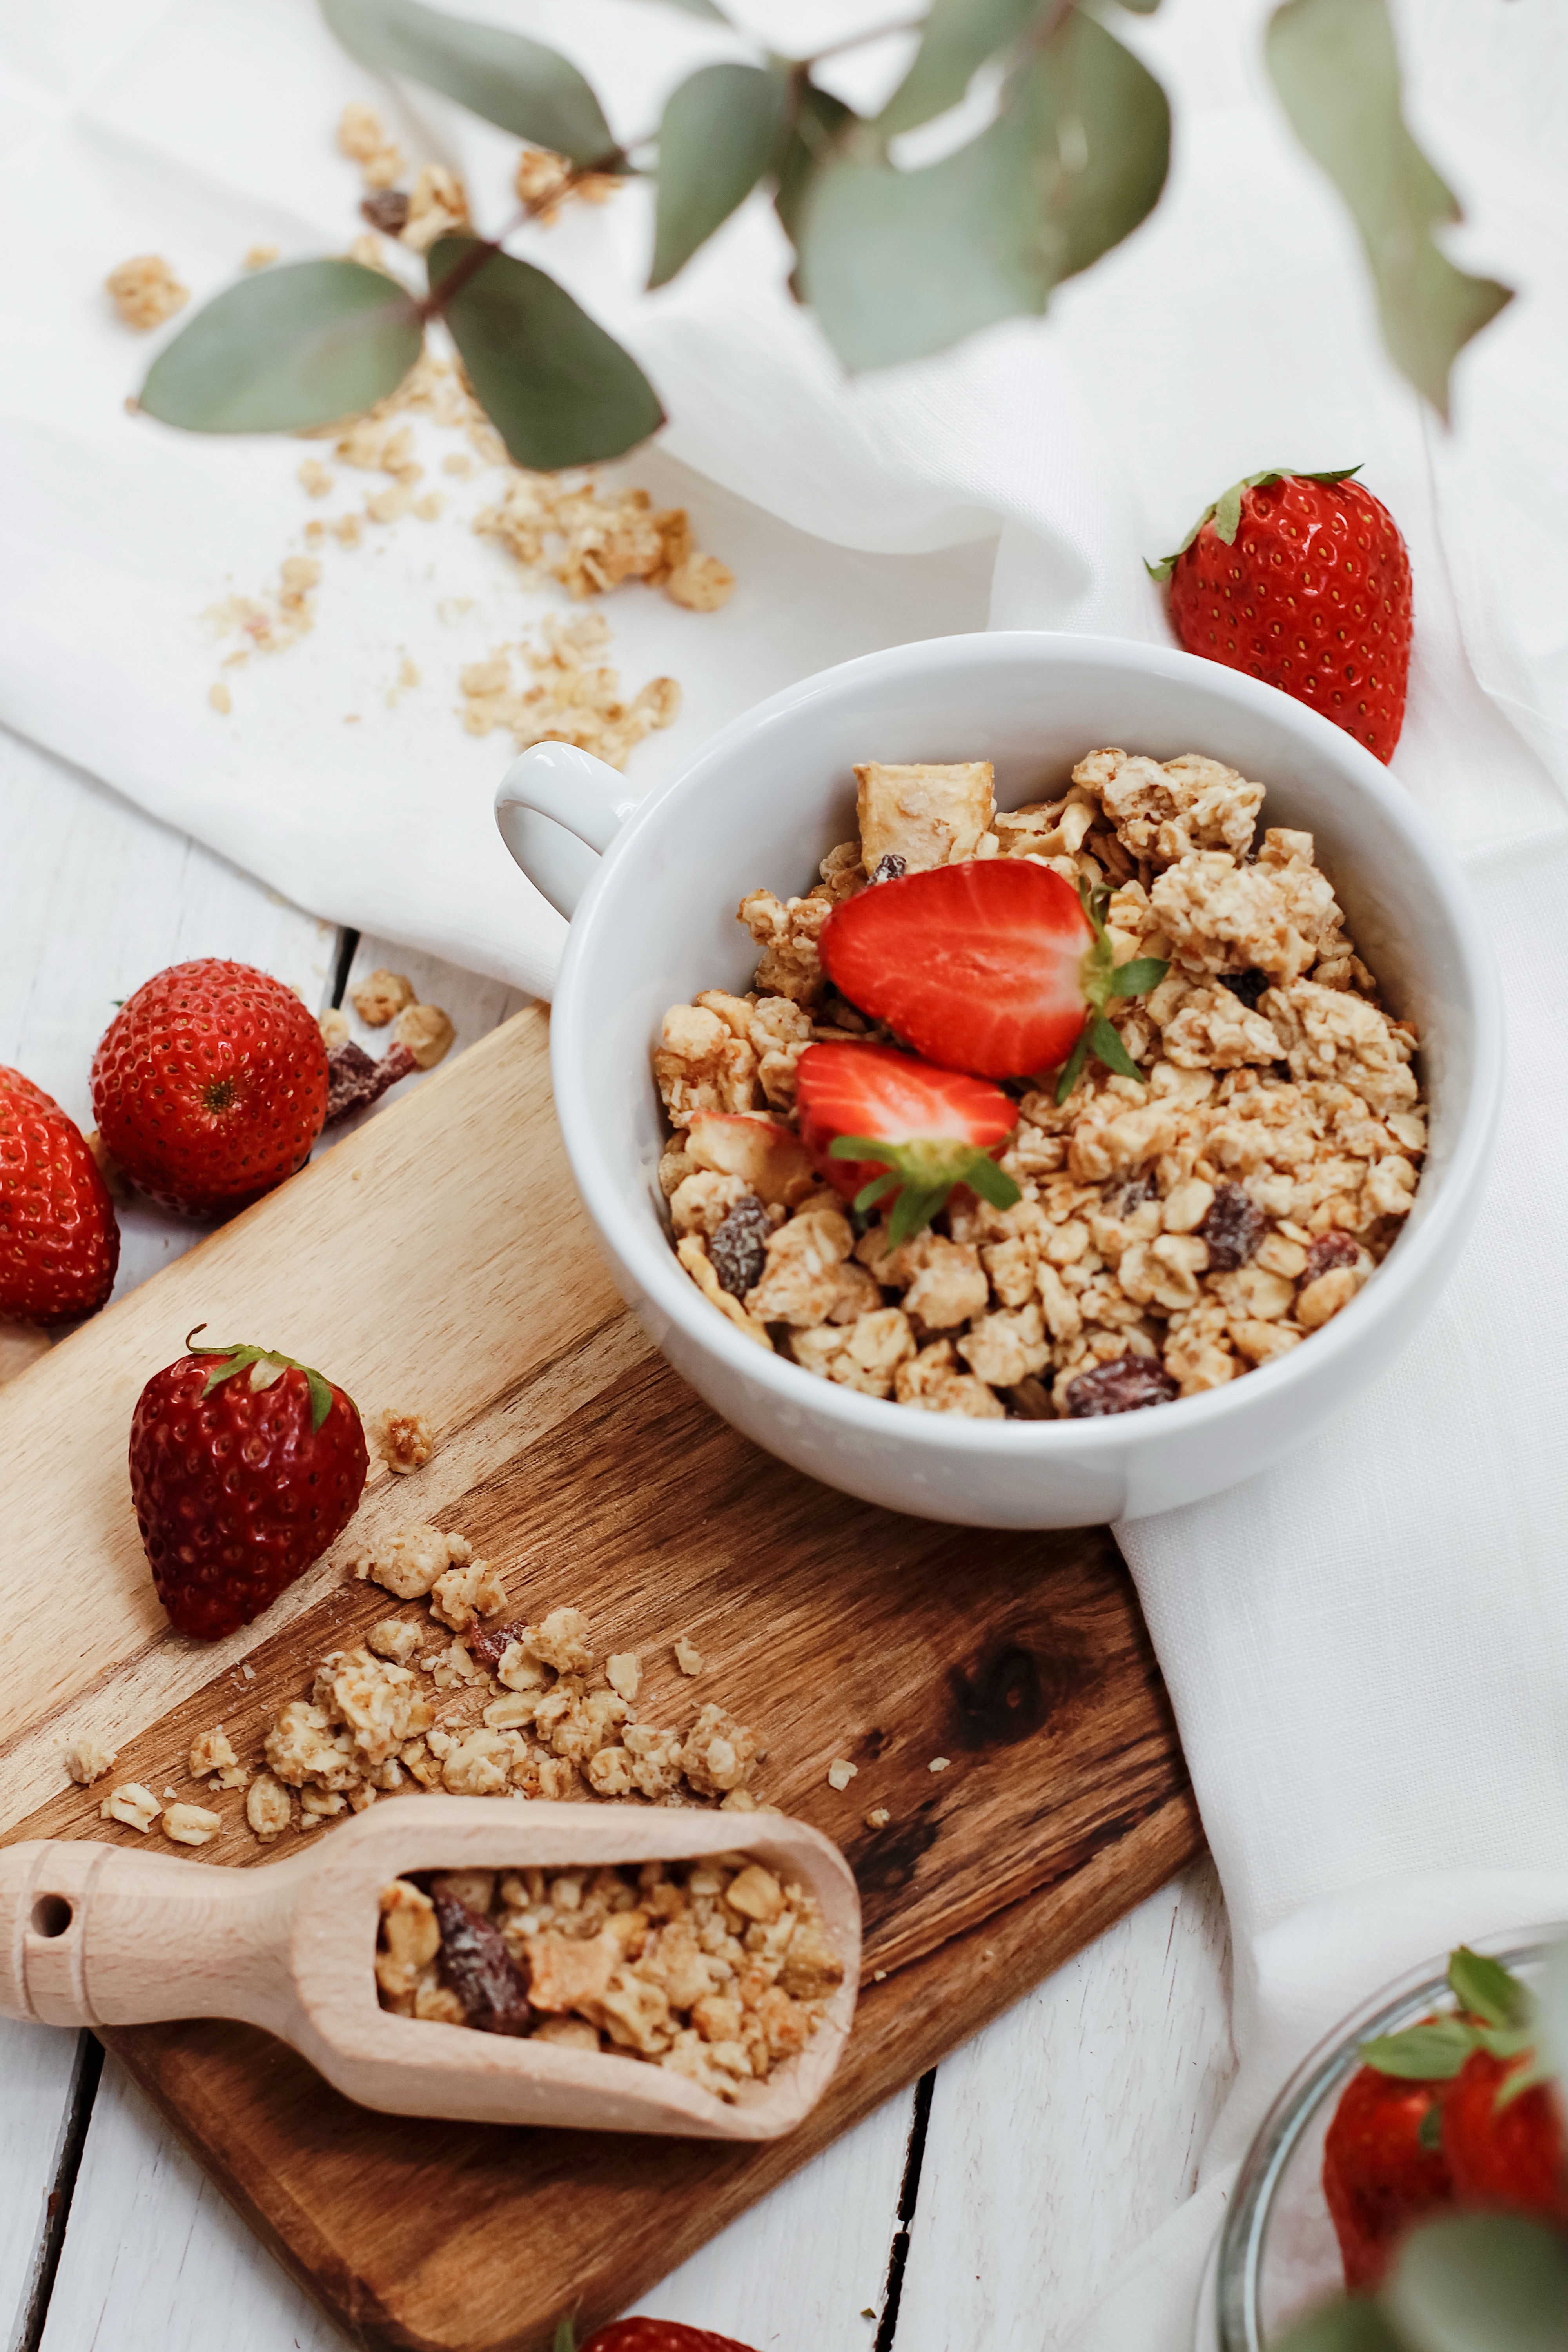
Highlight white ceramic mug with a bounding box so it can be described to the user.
[495,632,1501,1530]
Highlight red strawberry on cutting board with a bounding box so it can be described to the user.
[130,1332,367,1640]
[819,859,1167,1095]
[91,958,329,1217]
[575,2321,760,2352]
[0,1066,120,1323]
[1151,468,1413,762]
[795,1040,1021,1243]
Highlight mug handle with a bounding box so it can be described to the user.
[494,742,628,921]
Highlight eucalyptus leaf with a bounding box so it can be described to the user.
[140,260,421,432]
[1384,2211,1568,2352]
[430,238,663,468]
[650,63,786,289]
[773,81,853,252]
[320,0,616,164]
[1265,0,1510,417]
[799,11,1168,372]
[877,0,1038,138]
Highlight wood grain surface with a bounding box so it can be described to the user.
[0,1006,1199,2351]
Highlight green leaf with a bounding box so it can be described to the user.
[965,1156,1023,1212]
[888,1181,949,1249]
[1448,1946,1531,2032]
[140,261,421,433]
[1265,0,1511,417]
[1054,1031,1091,1108]
[800,11,1169,372]
[1109,956,1169,997]
[773,81,854,253]
[1417,2100,1443,2151]
[852,1169,902,1213]
[1087,1014,1145,1084]
[320,0,616,165]
[1384,2210,1568,2352]
[650,64,786,290]
[552,2321,576,2352]
[877,0,1038,138]
[1273,2299,1411,2352]
[430,238,664,468]
[1361,2017,1478,2081]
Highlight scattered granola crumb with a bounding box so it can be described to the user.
[458,612,679,770]
[245,242,281,270]
[928,1757,951,1774]
[827,1759,857,1791]
[209,683,232,715]
[163,1801,223,1847]
[474,471,729,611]
[442,452,474,477]
[606,1652,642,1703]
[414,492,444,522]
[325,1039,417,1122]
[399,655,420,688]
[330,512,364,547]
[189,1727,245,1787]
[204,554,321,663]
[673,1636,704,1678]
[319,1006,350,1052]
[64,1736,117,1787]
[393,1002,455,1069]
[865,1806,890,1829]
[873,1969,887,1983]
[401,165,469,252]
[298,457,334,498]
[338,102,403,190]
[377,1408,436,1475]
[241,1663,256,1682]
[101,1782,161,1832]
[247,1773,292,1840]
[106,254,189,330]
[514,146,622,223]
[352,968,415,1027]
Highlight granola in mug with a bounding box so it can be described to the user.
[653,750,1426,1420]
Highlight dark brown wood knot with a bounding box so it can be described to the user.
[947,1642,1064,1749]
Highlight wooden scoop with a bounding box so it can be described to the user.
[0,1796,861,2140]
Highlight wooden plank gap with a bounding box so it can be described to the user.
[328,930,360,1013]
[874,2068,937,2352]
[14,2033,103,2352]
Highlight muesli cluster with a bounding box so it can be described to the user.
[77,1526,766,1846]
[655,748,1426,1419]
[375,1854,844,2101]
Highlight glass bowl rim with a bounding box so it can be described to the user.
[1213,1919,1566,2351]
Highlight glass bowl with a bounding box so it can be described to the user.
[1204,1925,1561,2348]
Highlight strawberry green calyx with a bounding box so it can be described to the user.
[829,1136,1022,1249]
[1145,465,1363,581]
[184,1323,347,1434]
[1360,1947,1550,2109]
[1054,882,1169,1107]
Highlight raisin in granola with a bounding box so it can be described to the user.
[1303,1229,1361,1283]
[1065,1356,1180,1417]
[1198,1181,1268,1271]
[709,1195,771,1298]
[465,1616,532,1675]
[433,1889,532,2033]
[361,190,411,235]
[1220,967,1271,1011]
[870,853,907,884]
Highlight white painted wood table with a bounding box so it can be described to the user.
[0,721,1236,2352]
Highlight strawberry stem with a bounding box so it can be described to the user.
[1146,466,1363,580]
[1056,882,1169,1104]
[186,1334,345,1433]
[830,1135,1022,1248]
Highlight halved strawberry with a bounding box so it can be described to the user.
[818,860,1166,1092]
[795,1041,1020,1244]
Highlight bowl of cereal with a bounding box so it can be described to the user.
[495,632,1500,1529]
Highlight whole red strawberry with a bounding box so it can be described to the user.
[130,1332,367,1640]
[1442,2049,1568,2225]
[91,960,328,1217]
[577,2322,759,2352]
[0,1066,120,1323]
[1152,468,1412,762]
[1322,2062,1453,2291]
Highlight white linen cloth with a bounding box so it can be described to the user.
[2,0,1567,2343]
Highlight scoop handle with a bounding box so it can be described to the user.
[0,1838,300,2033]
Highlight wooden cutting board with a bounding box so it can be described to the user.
[0,1007,1200,2352]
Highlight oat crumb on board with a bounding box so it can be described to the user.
[826,1759,857,1791]
[64,1736,117,1787]
[673,1635,704,1678]
[928,1757,951,1774]
[864,1806,890,1829]
[376,1408,436,1474]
